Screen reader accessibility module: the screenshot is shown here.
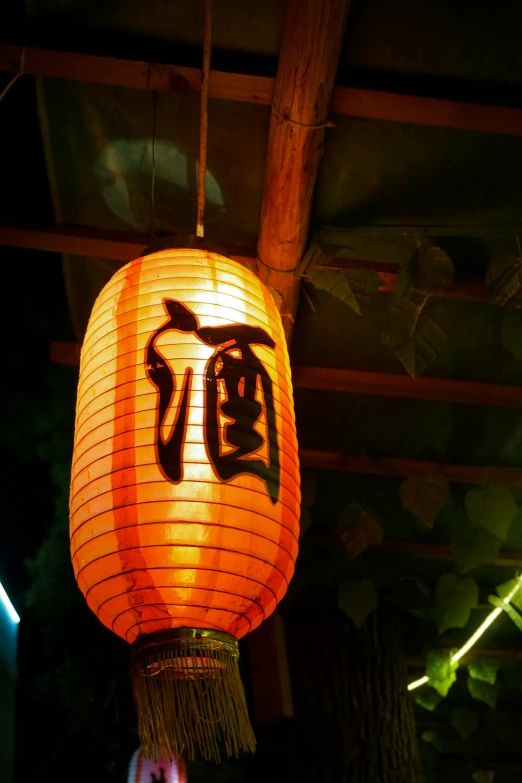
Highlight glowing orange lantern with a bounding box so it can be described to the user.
[70,249,300,761]
[128,748,188,783]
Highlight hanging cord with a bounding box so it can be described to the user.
[0,46,26,104]
[150,90,158,243]
[196,0,212,238]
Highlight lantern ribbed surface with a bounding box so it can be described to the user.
[70,249,300,646]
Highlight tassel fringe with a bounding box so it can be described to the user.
[131,628,256,763]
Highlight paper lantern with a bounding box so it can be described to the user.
[128,748,187,783]
[70,249,300,761]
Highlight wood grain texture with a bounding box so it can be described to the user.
[3,45,522,139]
[0,44,274,104]
[256,0,351,336]
[331,86,522,137]
[2,45,522,137]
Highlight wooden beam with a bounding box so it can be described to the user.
[292,366,522,408]
[0,223,255,266]
[0,221,492,303]
[327,265,490,303]
[0,223,148,261]
[331,86,522,137]
[0,221,495,305]
[256,0,350,335]
[299,449,522,487]
[2,44,522,138]
[378,540,522,568]
[247,613,294,724]
[305,533,522,567]
[49,344,522,412]
[0,44,273,105]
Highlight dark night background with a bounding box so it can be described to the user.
[0,25,139,774]
[4,2,522,782]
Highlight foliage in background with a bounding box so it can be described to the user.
[303,236,522,378]
[296,466,522,782]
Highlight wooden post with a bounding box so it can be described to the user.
[285,591,424,783]
[256,0,351,337]
[248,613,294,724]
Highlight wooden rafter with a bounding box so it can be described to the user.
[256,0,350,335]
[2,44,522,137]
[37,343,522,489]
[305,535,522,568]
[0,223,254,266]
[49,338,522,411]
[0,222,495,303]
[0,44,274,105]
[330,264,490,303]
[299,449,522,487]
[292,366,522,408]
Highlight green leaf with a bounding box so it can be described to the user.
[399,576,432,596]
[382,297,449,378]
[425,649,459,697]
[468,676,500,708]
[337,579,378,628]
[416,686,444,712]
[501,309,522,360]
[496,577,522,611]
[450,707,478,740]
[465,485,518,541]
[451,520,502,574]
[382,294,427,346]
[421,730,444,752]
[414,246,454,291]
[337,506,383,559]
[307,267,360,314]
[396,257,414,298]
[489,595,522,632]
[300,471,318,508]
[468,659,501,685]
[435,574,479,634]
[400,474,452,528]
[345,269,385,315]
[472,772,494,783]
[307,267,384,316]
[299,243,328,275]
[486,253,522,308]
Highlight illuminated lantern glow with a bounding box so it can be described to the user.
[128,748,188,783]
[70,249,300,761]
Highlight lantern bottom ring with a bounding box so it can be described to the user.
[132,627,238,681]
[131,627,256,762]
